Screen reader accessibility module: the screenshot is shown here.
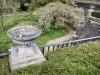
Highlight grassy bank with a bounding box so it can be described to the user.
[0,41,100,75]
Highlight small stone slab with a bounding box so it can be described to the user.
[9,43,46,70]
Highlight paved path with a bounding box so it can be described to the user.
[44,24,75,55]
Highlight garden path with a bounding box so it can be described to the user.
[44,24,75,55]
[46,24,74,44]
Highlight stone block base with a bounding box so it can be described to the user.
[9,43,46,70]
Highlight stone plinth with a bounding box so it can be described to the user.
[87,9,94,18]
[9,43,46,70]
[86,5,95,18]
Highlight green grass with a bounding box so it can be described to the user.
[0,14,67,53]
[37,28,67,46]
[0,41,100,75]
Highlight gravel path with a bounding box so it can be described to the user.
[44,24,75,55]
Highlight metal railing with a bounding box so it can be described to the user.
[39,35,100,55]
[0,52,10,57]
[0,35,100,56]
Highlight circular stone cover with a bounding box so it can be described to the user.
[7,25,41,44]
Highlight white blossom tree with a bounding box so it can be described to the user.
[33,2,85,32]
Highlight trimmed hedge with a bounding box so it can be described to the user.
[92,11,100,19]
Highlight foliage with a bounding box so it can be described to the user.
[28,0,75,11]
[60,0,75,4]
[35,0,50,6]
[92,10,100,18]
[28,2,40,12]
[0,41,100,75]
[33,2,84,32]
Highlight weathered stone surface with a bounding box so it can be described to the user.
[9,43,46,70]
[74,20,100,40]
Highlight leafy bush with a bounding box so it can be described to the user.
[28,2,41,12]
[28,0,50,12]
[35,0,50,6]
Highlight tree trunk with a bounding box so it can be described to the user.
[0,0,4,30]
[12,0,16,13]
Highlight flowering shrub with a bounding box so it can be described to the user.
[33,2,85,33]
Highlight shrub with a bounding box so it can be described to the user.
[28,0,50,12]
[28,2,40,12]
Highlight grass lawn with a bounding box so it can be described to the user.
[0,41,100,75]
[0,14,67,53]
